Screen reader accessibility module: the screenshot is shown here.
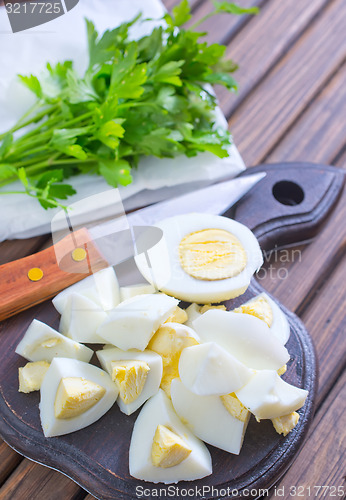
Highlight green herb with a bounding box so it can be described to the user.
[0,0,258,209]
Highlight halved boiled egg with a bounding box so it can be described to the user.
[193,309,289,370]
[96,347,163,415]
[129,389,212,483]
[97,294,178,351]
[40,358,118,437]
[233,292,290,345]
[171,379,250,455]
[135,213,263,303]
[15,319,93,363]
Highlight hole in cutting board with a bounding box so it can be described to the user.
[272,181,304,206]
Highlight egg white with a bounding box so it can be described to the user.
[171,378,250,455]
[40,358,118,437]
[135,213,263,303]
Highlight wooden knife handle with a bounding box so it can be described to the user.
[0,228,108,321]
[232,162,345,251]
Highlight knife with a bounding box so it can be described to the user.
[0,172,265,321]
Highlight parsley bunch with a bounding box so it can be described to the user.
[0,1,258,208]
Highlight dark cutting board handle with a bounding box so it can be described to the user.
[230,162,345,251]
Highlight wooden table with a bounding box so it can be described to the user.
[0,0,345,498]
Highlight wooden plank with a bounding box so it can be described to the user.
[0,442,22,486]
[227,0,346,166]
[268,371,346,498]
[185,0,265,45]
[0,458,84,500]
[302,255,346,407]
[217,0,330,119]
[268,64,346,165]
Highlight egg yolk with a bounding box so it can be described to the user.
[111,360,150,404]
[233,296,273,327]
[151,424,191,468]
[18,361,50,393]
[199,304,226,314]
[148,325,199,398]
[272,412,299,436]
[164,306,188,324]
[220,393,249,422]
[54,377,106,419]
[178,229,247,281]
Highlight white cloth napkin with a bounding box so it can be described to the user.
[0,0,245,241]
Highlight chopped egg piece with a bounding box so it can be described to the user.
[111,360,150,404]
[171,379,250,455]
[18,361,50,393]
[179,342,253,396]
[179,228,247,280]
[148,323,200,397]
[193,310,289,370]
[40,358,118,437]
[220,393,249,423]
[54,377,106,419]
[135,213,263,303]
[15,319,93,363]
[97,294,179,351]
[120,283,157,302]
[59,293,108,344]
[272,412,300,436]
[199,304,226,314]
[53,267,120,313]
[151,425,192,468]
[277,364,287,376]
[129,389,212,483]
[233,292,290,345]
[96,348,162,415]
[235,370,308,420]
[164,306,188,324]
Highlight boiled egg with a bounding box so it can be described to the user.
[171,379,250,455]
[40,358,118,437]
[193,309,289,370]
[129,389,212,483]
[148,322,200,398]
[178,342,253,396]
[233,292,290,345]
[97,294,178,351]
[15,319,93,363]
[135,213,263,303]
[53,267,120,313]
[235,370,308,420]
[96,347,163,415]
[18,361,50,393]
[59,293,108,343]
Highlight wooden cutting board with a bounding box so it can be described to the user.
[0,162,344,499]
